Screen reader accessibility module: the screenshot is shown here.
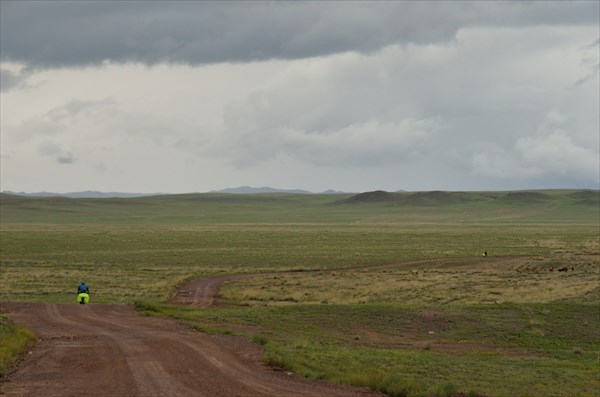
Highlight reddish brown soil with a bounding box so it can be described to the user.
[170,274,254,307]
[0,282,380,397]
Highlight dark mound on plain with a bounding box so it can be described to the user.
[500,191,551,203]
[568,190,599,199]
[568,190,600,205]
[402,191,473,205]
[341,190,397,204]
[338,190,477,205]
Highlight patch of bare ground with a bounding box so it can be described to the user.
[0,302,381,396]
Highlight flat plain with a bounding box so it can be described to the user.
[1,190,598,396]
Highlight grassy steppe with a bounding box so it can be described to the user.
[1,190,599,396]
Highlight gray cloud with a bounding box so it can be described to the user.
[470,109,599,183]
[5,98,116,144]
[213,118,440,168]
[0,68,25,91]
[571,38,600,88]
[56,153,75,164]
[1,1,597,68]
[38,141,76,164]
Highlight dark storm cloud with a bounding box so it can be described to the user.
[571,38,600,88]
[1,1,597,68]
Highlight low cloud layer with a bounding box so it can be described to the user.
[472,110,598,181]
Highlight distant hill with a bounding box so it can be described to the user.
[1,190,163,198]
[339,190,478,205]
[2,186,356,198]
[211,186,350,194]
[2,187,352,197]
[336,189,599,206]
[320,189,350,194]
[341,190,397,203]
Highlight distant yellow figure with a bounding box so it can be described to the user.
[77,292,89,304]
[482,251,488,257]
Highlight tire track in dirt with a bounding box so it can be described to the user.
[1,303,136,397]
[63,305,199,397]
[1,303,379,397]
[170,274,253,307]
[77,306,285,396]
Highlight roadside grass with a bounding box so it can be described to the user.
[0,315,36,377]
[219,254,600,306]
[138,301,599,397]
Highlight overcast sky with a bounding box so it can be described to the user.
[1,1,598,193]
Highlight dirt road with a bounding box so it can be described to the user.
[1,286,379,397]
[170,274,254,307]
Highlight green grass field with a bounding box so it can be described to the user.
[1,190,599,396]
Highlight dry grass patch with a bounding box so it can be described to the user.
[219,254,600,306]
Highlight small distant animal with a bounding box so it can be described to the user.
[558,267,569,272]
